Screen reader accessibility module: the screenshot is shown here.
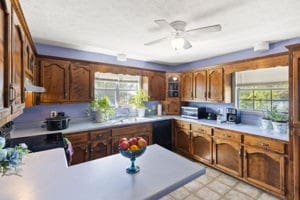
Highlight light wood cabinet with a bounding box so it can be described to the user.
[148,72,165,101]
[164,73,180,115]
[243,146,286,196]
[181,72,193,101]
[193,70,207,101]
[207,68,223,101]
[174,121,191,155]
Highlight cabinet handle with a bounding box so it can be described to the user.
[65,92,68,98]
[9,84,16,101]
[259,142,270,147]
[85,149,89,153]
[223,133,231,138]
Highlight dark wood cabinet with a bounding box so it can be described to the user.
[181,72,193,101]
[243,146,286,196]
[90,129,111,160]
[164,100,180,115]
[174,121,191,156]
[10,10,25,116]
[65,132,89,165]
[193,70,207,101]
[40,59,70,103]
[191,124,213,164]
[70,63,93,102]
[207,68,223,101]
[148,72,165,101]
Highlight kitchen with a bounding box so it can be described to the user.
[0,0,300,200]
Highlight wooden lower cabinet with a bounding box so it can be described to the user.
[174,127,190,155]
[90,129,111,160]
[243,146,286,196]
[65,132,89,165]
[213,137,243,177]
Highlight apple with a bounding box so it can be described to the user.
[119,140,129,150]
[136,136,143,141]
[128,137,137,146]
[119,137,128,145]
[137,138,147,148]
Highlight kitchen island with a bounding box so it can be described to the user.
[0,144,205,200]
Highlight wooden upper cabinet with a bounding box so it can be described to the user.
[243,146,286,196]
[181,72,193,101]
[193,70,207,101]
[207,68,223,102]
[69,63,93,102]
[11,10,25,115]
[148,72,165,101]
[40,59,70,103]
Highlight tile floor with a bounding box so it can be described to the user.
[159,163,282,200]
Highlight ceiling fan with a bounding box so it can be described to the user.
[144,19,222,50]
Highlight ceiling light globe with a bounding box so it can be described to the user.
[171,37,185,50]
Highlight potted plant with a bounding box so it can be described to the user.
[129,89,150,117]
[261,111,273,130]
[269,109,288,134]
[89,96,115,123]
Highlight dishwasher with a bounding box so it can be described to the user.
[152,120,172,150]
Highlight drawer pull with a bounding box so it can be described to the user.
[223,133,231,138]
[259,142,270,147]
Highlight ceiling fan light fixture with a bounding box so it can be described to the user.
[171,37,185,50]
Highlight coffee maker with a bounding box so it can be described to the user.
[226,108,241,124]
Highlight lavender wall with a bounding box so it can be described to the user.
[173,37,300,71]
[36,43,170,72]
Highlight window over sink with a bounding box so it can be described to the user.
[235,66,288,114]
[94,72,141,107]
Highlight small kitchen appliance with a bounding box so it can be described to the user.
[181,106,207,119]
[226,108,241,124]
[44,113,71,131]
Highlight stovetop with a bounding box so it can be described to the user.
[5,132,65,152]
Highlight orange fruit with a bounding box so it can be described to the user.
[129,145,139,151]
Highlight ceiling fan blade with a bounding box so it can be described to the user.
[186,24,222,33]
[154,19,176,31]
[183,39,192,49]
[144,36,168,46]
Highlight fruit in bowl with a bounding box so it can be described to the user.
[118,136,147,174]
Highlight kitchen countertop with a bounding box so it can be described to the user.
[0,144,205,200]
[11,116,289,142]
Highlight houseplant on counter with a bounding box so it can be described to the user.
[89,96,115,123]
[129,89,150,117]
[269,109,288,134]
[261,111,273,130]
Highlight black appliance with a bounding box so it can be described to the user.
[207,112,217,120]
[152,120,172,150]
[181,106,207,119]
[5,133,65,152]
[226,108,241,124]
[44,115,71,131]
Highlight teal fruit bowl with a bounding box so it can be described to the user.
[119,147,146,174]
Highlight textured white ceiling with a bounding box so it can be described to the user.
[20,0,300,66]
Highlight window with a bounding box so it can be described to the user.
[94,72,141,106]
[235,66,288,113]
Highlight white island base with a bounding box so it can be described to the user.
[0,144,205,200]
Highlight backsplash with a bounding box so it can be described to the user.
[182,101,263,126]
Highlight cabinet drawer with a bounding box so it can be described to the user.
[214,128,241,143]
[244,135,286,154]
[175,120,190,130]
[65,132,89,145]
[112,123,152,136]
[191,124,212,135]
[90,129,111,141]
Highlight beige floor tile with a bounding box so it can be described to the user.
[207,180,231,195]
[196,187,221,200]
[234,181,262,198]
[184,194,202,200]
[159,195,176,200]
[225,190,254,200]
[206,167,222,178]
[257,193,281,200]
[216,174,239,187]
[170,187,191,200]
[195,174,214,185]
[184,180,204,192]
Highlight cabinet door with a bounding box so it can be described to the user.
[0,0,11,126]
[69,63,93,102]
[213,138,242,177]
[90,139,111,160]
[40,59,70,103]
[65,132,89,165]
[165,99,180,115]
[207,68,223,101]
[181,72,193,101]
[191,131,213,164]
[194,70,207,101]
[174,127,190,155]
[244,146,286,196]
[11,11,25,115]
[291,50,300,127]
[149,72,165,100]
